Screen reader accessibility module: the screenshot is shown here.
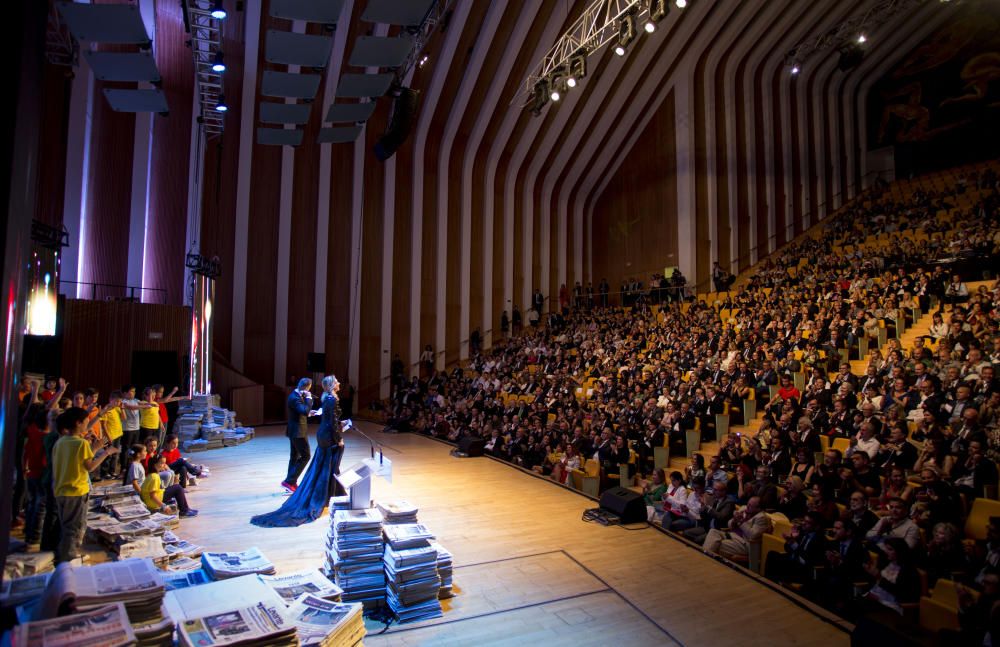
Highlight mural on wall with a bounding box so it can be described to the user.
[867,1,1000,172]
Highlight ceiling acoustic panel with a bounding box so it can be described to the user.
[262,70,322,99]
[361,0,436,26]
[265,30,333,68]
[318,126,363,144]
[270,0,345,23]
[103,88,168,113]
[335,73,394,98]
[325,102,376,123]
[257,127,304,146]
[259,102,312,125]
[57,2,150,44]
[85,51,161,82]
[349,35,413,68]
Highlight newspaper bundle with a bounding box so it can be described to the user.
[117,537,169,564]
[383,541,442,624]
[50,558,167,625]
[429,541,454,599]
[163,570,211,592]
[375,500,418,525]
[109,501,152,522]
[202,547,276,579]
[0,572,51,606]
[287,595,365,647]
[4,551,55,579]
[164,539,204,560]
[382,523,435,550]
[325,509,385,607]
[177,600,297,647]
[14,602,137,647]
[259,570,343,604]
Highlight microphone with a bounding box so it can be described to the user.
[344,419,384,464]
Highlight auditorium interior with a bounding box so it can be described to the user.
[2,0,1000,645]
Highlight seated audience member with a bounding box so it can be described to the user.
[876,466,915,511]
[951,439,999,499]
[807,484,842,528]
[141,454,197,517]
[920,521,969,587]
[666,477,705,533]
[776,476,808,520]
[876,423,917,470]
[764,512,827,588]
[862,538,922,616]
[866,497,921,551]
[703,496,772,560]
[738,465,778,510]
[685,481,735,545]
[819,519,870,612]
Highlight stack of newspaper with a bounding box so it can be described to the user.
[163,570,211,592]
[67,559,167,625]
[131,604,176,647]
[116,536,169,564]
[376,500,418,524]
[93,484,142,508]
[325,509,385,608]
[14,602,137,646]
[176,600,297,647]
[383,523,434,549]
[164,538,204,560]
[212,408,236,428]
[382,537,442,623]
[202,548,276,579]
[4,551,54,578]
[429,542,454,599]
[287,595,365,647]
[258,570,343,605]
[175,413,203,441]
[0,572,51,606]
[109,499,152,522]
[187,394,214,416]
[328,496,351,512]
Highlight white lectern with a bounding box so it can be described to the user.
[336,455,393,510]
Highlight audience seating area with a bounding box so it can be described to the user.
[382,158,1000,640]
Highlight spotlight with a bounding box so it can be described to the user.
[531,79,549,115]
[418,54,429,68]
[644,21,655,33]
[857,33,866,44]
[211,51,226,72]
[210,0,227,19]
[567,77,577,88]
[676,0,687,7]
[617,8,637,55]
[550,90,560,102]
[568,48,587,84]
[647,0,668,25]
[791,65,800,75]
[215,95,228,112]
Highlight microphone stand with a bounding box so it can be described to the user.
[344,420,384,465]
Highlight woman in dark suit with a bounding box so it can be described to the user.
[252,375,346,527]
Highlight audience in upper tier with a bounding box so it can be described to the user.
[13,380,203,562]
[384,162,1000,632]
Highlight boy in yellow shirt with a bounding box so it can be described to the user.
[52,407,119,563]
[99,391,126,480]
[141,454,196,517]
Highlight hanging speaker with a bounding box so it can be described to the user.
[374,87,419,162]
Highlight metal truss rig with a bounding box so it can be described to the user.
[784,0,930,68]
[392,0,457,87]
[520,0,649,107]
[184,0,225,138]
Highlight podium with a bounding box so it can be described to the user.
[336,455,393,510]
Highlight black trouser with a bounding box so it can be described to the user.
[286,437,311,485]
[120,429,139,474]
[330,444,346,497]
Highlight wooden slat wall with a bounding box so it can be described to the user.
[61,300,190,398]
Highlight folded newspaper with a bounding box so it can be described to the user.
[0,572,51,606]
[163,570,211,592]
[202,548,276,579]
[177,600,296,647]
[14,602,137,647]
[382,523,435,550]
[258,570,343,604]
[287,594,365,647]
[375,500,418,524]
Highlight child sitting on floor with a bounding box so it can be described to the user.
[141,453,197,517]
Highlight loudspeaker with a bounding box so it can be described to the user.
[457,435,485,457]
[599,487,646,524]
[373,87,418,162]
[306,352,326,373]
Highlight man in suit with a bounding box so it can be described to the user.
[684,481,735,545]
[703,496,772,560]
[283,378,313,493]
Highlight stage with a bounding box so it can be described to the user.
[178,422,850,646]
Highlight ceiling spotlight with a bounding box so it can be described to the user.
[675,0,687,7]
[567,77,577,88]
[211,51,226,72]
[550,90,561,102]
[215,95,228,112]
[614,45,626,56]
[531,79,549,115]
[418,54,429,68]
[648,0,668,26]
[210,0,227,20]
[568,48,587,84]
[857,33,866,44]
[617,8,637,55]
[644,21,655,33]
[791,65,800,75]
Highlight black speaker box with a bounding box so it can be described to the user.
[374,87,419,162]
[458,435,485,457]
[306,352,326,372]
[599,487,646,524]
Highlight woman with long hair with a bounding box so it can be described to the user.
[252,375,347,527]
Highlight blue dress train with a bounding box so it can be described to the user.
[251,394,345,527]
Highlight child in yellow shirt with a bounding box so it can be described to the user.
[141,454,197,517]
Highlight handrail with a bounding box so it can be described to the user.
[60,280,168,304]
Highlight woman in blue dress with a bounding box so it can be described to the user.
[251,375,346,527]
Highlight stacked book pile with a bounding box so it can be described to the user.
[258,570,343,605]
[325,509,385,608]
[376,500,419,524]
[202,547,276,579]
[430,541,454,599]
[382,525,441,623]
[287,595,365,647]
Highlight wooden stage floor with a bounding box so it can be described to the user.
[176,422,850,646]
